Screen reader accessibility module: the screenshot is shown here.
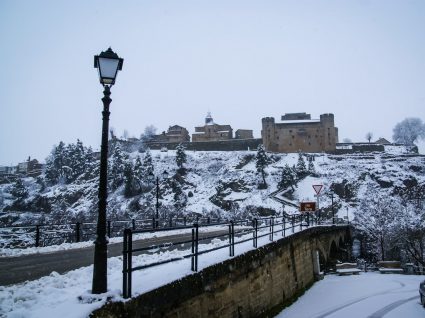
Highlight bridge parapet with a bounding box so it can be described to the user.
[91,225,352,318]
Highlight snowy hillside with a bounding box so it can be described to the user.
[1,146,424,229]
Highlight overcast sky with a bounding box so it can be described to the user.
[1,0,424,165]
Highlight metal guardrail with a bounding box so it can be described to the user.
[122,214,322,298]
[0,216,223,249]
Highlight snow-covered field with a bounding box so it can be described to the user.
[277,272,424,318]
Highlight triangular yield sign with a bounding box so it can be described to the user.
[312,184,323,195]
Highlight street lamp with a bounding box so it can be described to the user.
[92,48,123,294]
[151,170,169,225]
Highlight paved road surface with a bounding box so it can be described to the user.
[0,229,227,286]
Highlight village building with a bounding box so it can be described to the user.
[261,112,339,153]
[375,137,391,145]
[192,112,233,142]
[151,125,190,143]
[235,129,254,139]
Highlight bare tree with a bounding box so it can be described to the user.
[140,125,157,141]
[109,127,116,140]
[393,117,425,145]
[365,132,373,143]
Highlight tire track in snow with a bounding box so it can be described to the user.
[312,280,406,318]
[367,295,417,318]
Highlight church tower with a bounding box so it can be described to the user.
[205,112,214,125]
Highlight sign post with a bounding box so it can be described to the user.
[312,185,323,222]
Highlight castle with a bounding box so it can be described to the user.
[138,112,342,153]
[261,113,339,153]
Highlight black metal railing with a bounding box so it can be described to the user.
[0,216,223,249]
[122,214,322,298]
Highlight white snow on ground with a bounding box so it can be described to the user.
[0,224,299,317]
[1,222,424,318]
[276,272,424,318]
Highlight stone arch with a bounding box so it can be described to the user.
[339,236,344,248]
[311,237,328,276]
[327,240,339,270]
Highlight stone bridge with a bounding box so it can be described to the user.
[92,225,352,318]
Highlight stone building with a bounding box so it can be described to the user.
[152,125,190,143]
[235,129,254,139]
[261,112,338,153]
[192,112,233,142]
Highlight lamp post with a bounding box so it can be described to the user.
[151,170,169,226]
[92,48,123,294]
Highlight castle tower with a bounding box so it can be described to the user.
[261,117,276,151]
[320,113,337,151]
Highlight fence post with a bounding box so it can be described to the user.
[169,217,172,228]
[128,229,133,297]
[122,229,133,298]
[132,219,136,230]
[228,222,232,256]
[191,223,199,272]
[269,217,274,241]
[75,222,80,243]
[107,220,111,238]
[253,219,258,248]
[191,228,195,271]
[292,215,295,233]
[184,217,187,226]
[194,223,199,271]
[231,221,235,256]
[35,225,40,247]
[207,217,210,224]
[123,229,129,298]
[152,217,155,229]
[229,220,235,256]
[307,213,310,227]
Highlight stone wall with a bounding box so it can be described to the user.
[91,226,351,318]
[334,144,385,154]
[146,138,263,152]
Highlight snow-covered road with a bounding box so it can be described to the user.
[277,273,424,318]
